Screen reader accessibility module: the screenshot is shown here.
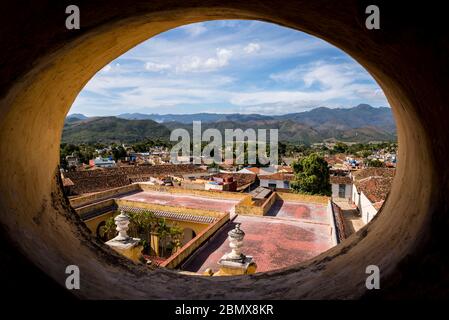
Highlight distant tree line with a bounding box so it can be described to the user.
[59,139,173,169]
[60,138,397,170]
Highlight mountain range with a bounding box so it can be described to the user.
[63,104,396,144]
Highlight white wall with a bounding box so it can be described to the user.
[260,179,289,189]
[352,184,360,207]
[359,192,378,224]
[238,168,256,174]
[327,200,338,246]
[205,183,223,191]
[352,184,378,224]
[331,183,352,200]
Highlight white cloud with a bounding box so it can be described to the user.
[270,61,370,88]
[244,42,261,54]
[71,21,388,116]
[101,64,112,72]
[218,20,241,28]
[236,102,320,114]
[77,59,387,115]
[302,62,365,89]
[176,48,232,72]
[231,61,385,108]
[183,23,207,37]
[144,62,171,72]
[205,48,232,68]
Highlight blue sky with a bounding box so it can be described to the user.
[70,20,388,116]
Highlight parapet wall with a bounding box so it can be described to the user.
[235,191,330,216]
[327,200,338,246]
[235,195,260,215]
[115,198,225,219]
[331,201,347,242]
[139,184,246,200]
[276,192,329,204]
[75,198,116,220]
[161,212,230,269]
[70,184,142,208]
[235,191,277,216]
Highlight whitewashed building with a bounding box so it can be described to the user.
[330,175,353,200]
[259,173,293,191]
[351,168,395,224]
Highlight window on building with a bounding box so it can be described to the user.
[339,184,346,198]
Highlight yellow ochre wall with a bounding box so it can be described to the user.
[83,211,114,236]
[81,207,210,243]
[115,198,226,218]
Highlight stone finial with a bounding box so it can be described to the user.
[113,210,131,241]
[226,223,246,261]
[105,210,143,263]
[214,223,257,276]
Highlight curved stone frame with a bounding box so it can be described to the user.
[0,1,447,299]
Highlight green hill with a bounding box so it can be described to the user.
[62,105,397,144]
[62,116,170,144]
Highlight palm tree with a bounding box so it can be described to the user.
[157,218,171,257]
[100,211,185,258]
[101,210,157,253]
[168,224,184,253]
[99,216,117,241]
[129,210,156,253]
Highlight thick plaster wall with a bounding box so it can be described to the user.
[0,0,448,299]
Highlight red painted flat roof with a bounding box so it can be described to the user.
[182,201,333,273]
[118,190,239,212]
[266,200,329,223]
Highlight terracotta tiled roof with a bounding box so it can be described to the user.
[213,173,256,188]
[65,164,205,195]
[352,167,395,181]
[325,154,346,165]
[258,173,294,181]
[356,176,393,203]
[277,166,294,173]
[331,201,347,242]
[245,167,260,174]
[330,175,353,185]
[118,205,218,224]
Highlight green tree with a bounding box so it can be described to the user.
[168,224,184,254]
[100,210,157,253]
[157,218,171,258]
[111,145,127,161]
[360,149,372,158]
[98,211,187,258]
[366,159,383,167]
[278,141,287,157]
[99,216,117,241]
[155,219,184,258]
[332,142,349,154]
[291,153,331,196]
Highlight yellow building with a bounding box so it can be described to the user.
[70,183,239,264]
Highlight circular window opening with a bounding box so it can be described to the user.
[60,20,397,277]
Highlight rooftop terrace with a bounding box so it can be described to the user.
[118,190,240,213]
[182,200,333,273]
